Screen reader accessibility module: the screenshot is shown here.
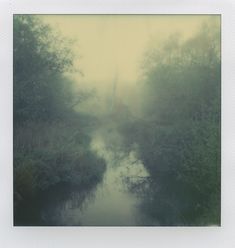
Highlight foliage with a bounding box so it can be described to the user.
[14,15,76,123]
[121,20,221,225]
[14,121,105,194]
[13,15,106,225]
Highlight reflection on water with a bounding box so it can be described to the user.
[45,132,149,226]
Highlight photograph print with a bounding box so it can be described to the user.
[13,14,221,226]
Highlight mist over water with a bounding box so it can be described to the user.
[54,129,148,226]
[14,15,221,226]
[20,122,150,226]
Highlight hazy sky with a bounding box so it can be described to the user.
[41,15,212,86]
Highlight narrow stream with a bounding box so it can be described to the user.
[42,130,149,226]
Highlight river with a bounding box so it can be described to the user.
[37,127,149,226]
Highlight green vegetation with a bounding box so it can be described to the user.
[13,15,106,224]
[13,15,221,226]
[120,20,221,225]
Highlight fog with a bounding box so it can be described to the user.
[41,15,211,116]
[14,15,220,226]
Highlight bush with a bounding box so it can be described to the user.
[120,20,221,225]
[14,120,106,206]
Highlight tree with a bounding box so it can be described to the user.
[122,19,221,225]
[14,15,75,123]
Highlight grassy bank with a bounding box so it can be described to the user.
[14,116,106,224]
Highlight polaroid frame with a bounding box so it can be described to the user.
[0,0,235,247]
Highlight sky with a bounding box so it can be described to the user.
[40,15,213,84]
[39,15,219,114]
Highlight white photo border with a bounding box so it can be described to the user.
[0,0,235,247]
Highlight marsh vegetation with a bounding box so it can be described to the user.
[14,15,220,226]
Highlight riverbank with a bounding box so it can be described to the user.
[14,115,106,225]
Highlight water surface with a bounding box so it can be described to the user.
[40,130,149,226]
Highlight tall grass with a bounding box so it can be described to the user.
[14,119,106,208]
